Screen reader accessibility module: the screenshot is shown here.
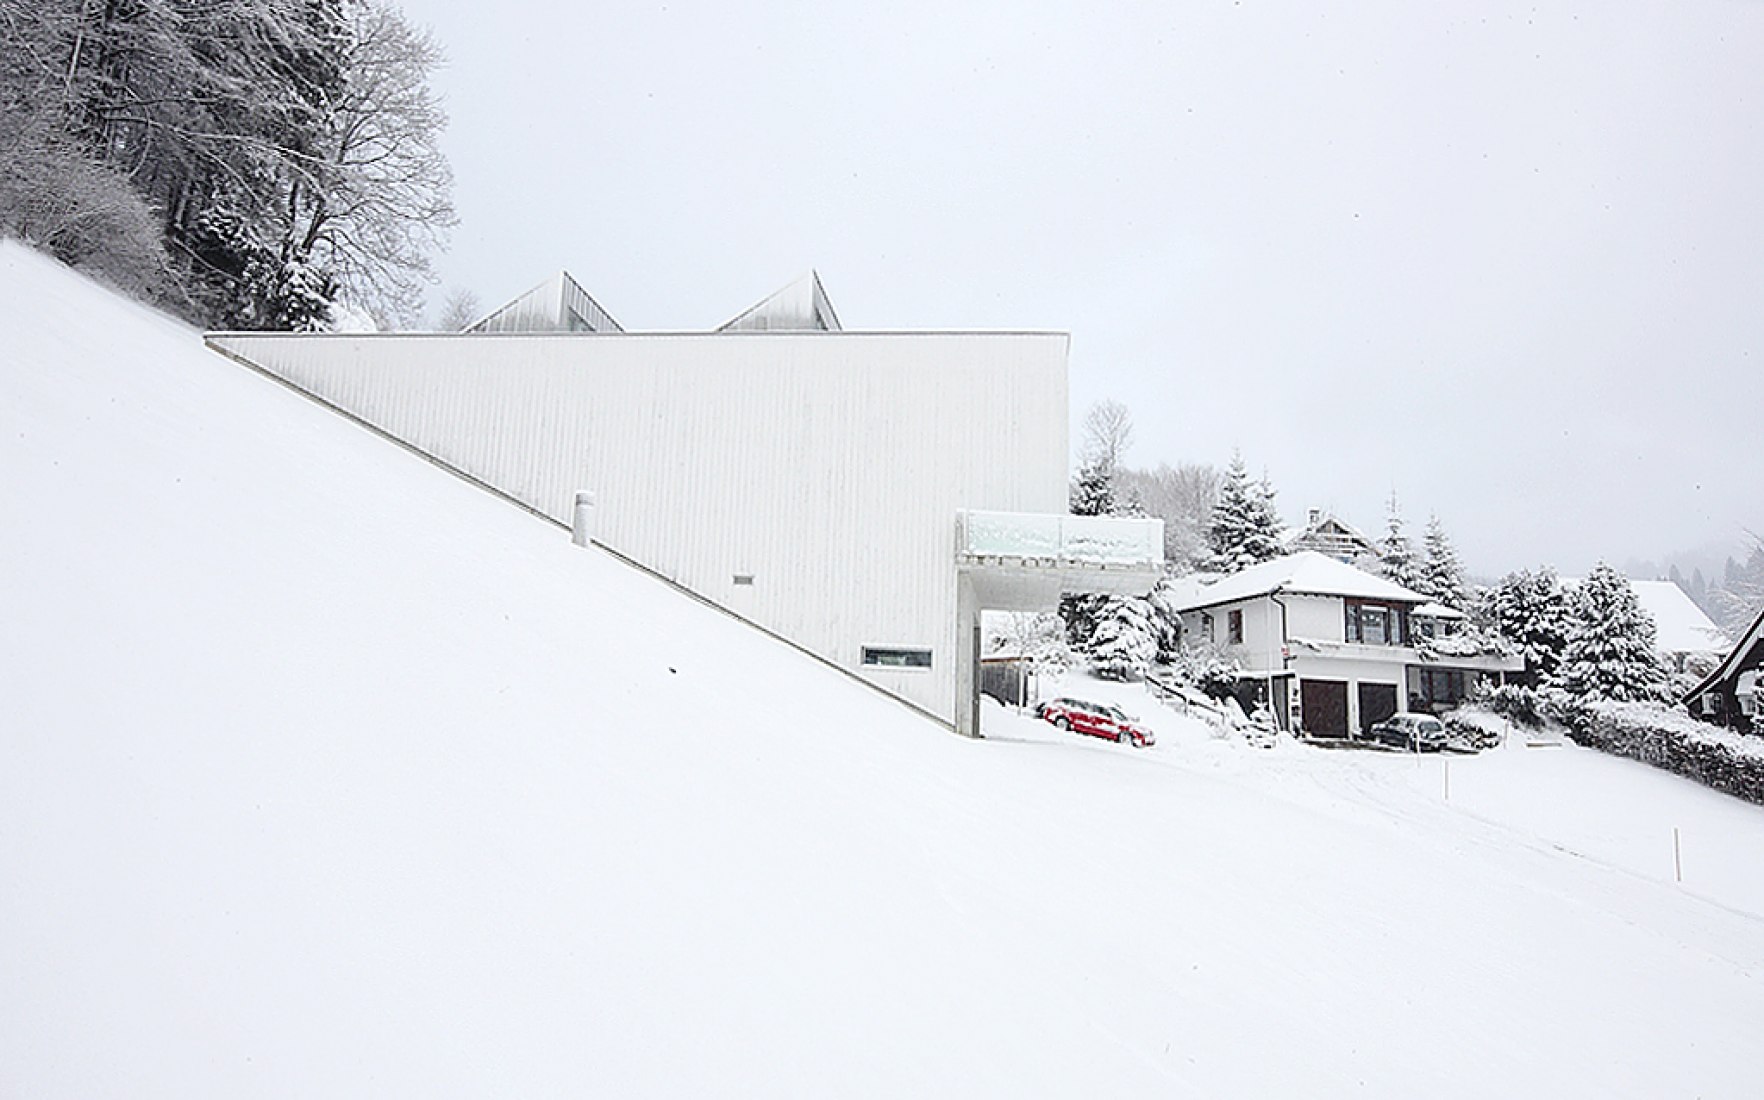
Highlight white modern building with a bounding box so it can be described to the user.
[208,272,1162,736]
[1166,552,1522,737]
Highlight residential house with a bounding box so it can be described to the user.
[1281,508,1378,566]
[1684,605,1764,731]
[1166,551,1522,737]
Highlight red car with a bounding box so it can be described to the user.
[1037,697,1154,747]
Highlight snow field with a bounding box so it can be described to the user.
[5,241,1764,1097]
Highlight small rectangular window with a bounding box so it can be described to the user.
[732,574,754,586]
[862,646,932,670]
[1201,612,1215,643]
[1228,609,1244,645]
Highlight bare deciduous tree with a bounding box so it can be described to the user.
[289,0,455,330]
[1081,399,1134,469]
[436,286,481,331]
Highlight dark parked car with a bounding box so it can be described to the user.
[1036,697,1154,747]
[1363,712,1448,752]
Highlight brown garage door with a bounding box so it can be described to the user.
[1358,681,1399,736]
[1300,679,1349,738]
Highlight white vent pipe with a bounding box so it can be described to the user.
[572,490,597,547]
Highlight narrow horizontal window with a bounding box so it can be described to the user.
[862,647,933,670]
[732,574,754,586]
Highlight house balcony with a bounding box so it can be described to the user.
[955,510,1164,609]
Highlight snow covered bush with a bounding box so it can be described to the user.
[1559,700,1764,807]
[1441,707,1506,752]
[1480,684,1544,729]
[1168,640,1241,700]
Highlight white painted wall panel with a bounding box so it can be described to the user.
[207,331,1070,725]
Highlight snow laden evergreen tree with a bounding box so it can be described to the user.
[1420,514,1467,608]
[1556,563,1671,703]
[1203,452,1284,573]
[1477,567,1571,686]
[1089,594,1157,681]
[1061,400,1132,648]
[1376,493,1426,592]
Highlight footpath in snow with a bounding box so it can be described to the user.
[5,241,1764,1098]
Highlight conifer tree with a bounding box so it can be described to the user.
[1090,595,1157,681]
[1204,452,1284,573]
[1068,459,1114,517]
[1421,515,1467,608]
[1557,563,1671,702]
[1376,493,1425,592]
[1477,567,1571,686]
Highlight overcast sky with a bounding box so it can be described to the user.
[399,0,1763,579]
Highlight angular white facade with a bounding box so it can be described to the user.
[207,326,1150,730]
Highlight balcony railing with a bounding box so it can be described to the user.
[956,510,1163,568]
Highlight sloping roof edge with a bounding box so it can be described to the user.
[1684,604,1764,705]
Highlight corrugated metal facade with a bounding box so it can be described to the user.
[205,331,1069,724]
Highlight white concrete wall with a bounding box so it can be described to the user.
[1283,594,1345,642]
[207,331,1069,726]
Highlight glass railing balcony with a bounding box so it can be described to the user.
[956,510,1163,568]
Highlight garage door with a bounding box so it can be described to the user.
[1358,681,1399,736]
[1300,679,1349,738]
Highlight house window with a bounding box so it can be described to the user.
[862,646,932,670]
[1345,600,1409,646]
[1201,612,1215,643]
[1228,609,1244,645]
[732,574,755,586]
[1417,668,1467,708]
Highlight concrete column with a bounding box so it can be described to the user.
[954,573,982,738]
[572,490,597,547]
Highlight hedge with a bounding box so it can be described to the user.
[1559,700,1764,807]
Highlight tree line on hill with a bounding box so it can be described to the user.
[0,0,452,330]
[1047,400,1713,705]
[1671,545,1764,641]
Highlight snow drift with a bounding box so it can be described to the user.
[4,241,1764,1097]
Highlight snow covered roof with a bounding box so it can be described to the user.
[1167,551,1431,612]
[1279,511,1374,549]
[716,271,842,332]
[466,271,623,334]
[1686,605,1764,703]
[1562,577,1728,655]
[1412,602,1466,619]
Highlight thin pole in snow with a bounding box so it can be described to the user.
[1674,827,1683,884]
[1443,758,1450,802]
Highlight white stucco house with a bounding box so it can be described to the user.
[1166,552,1522,737]
[207,271,1162,737]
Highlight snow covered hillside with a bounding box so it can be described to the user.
[4,241,1764,1097]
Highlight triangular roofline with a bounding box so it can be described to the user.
[716,270,842,333]
[1683,603,1764,705]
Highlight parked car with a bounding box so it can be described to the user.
[1362,712,1448,752]
[1036,697,1154,747]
